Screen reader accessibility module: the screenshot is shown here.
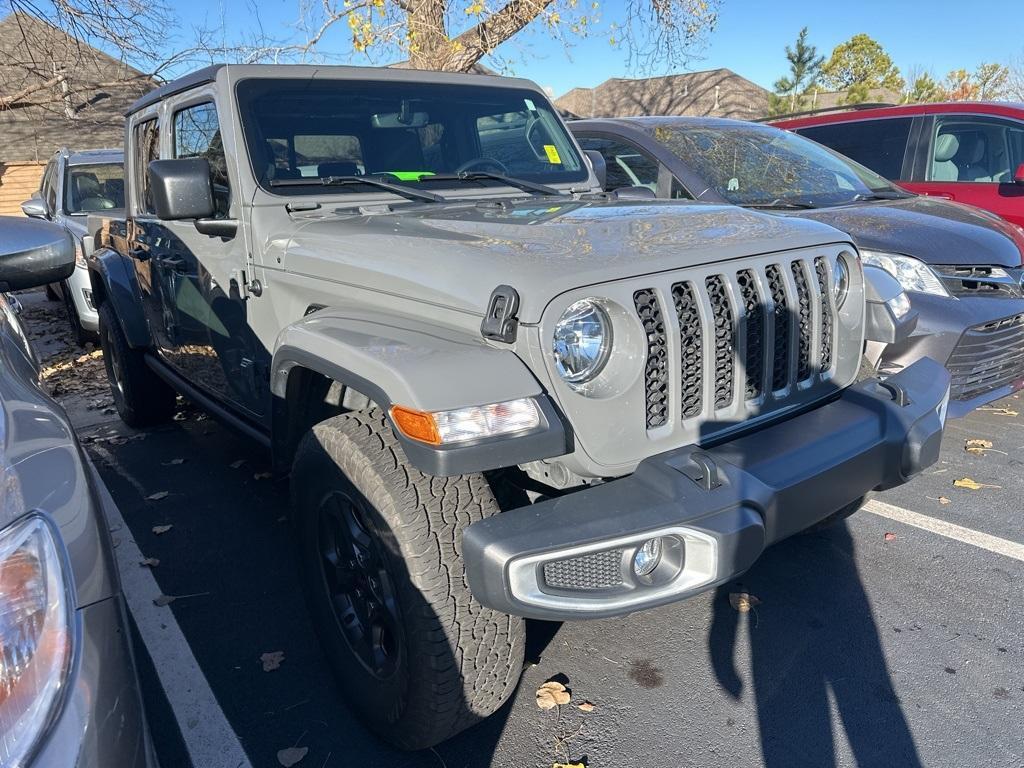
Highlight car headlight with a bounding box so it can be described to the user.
[833,256,850,308]
[73,239,86,270]
[860,250,949,297]
[0,513,74,767]
[553,299,612,385]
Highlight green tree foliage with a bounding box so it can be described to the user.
[820,33,904,104]
[903,72,942,103]
[768,27,824,116]
[973,63,1010,99]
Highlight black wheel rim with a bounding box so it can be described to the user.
[316,491,402,680]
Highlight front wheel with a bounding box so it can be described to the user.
[805,495,867,533]
[291,409,525,750]
[97,302,177,427]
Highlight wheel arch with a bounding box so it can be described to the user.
[88,247,151,348]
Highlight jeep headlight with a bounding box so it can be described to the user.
[553,299,612,386]
[0,514,74,766]
[860,251,949,297]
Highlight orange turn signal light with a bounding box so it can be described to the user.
[390,405,442,445]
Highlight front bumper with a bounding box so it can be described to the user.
[874,291,1024,418]
[464,358,950,621]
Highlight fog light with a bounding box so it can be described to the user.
[633,538,663,577]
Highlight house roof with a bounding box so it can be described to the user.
[554,69,771,120]
[0,12,153,163]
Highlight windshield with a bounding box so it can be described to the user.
[64,163,124,213]
[644,123,904,207]
[235,78,587,195]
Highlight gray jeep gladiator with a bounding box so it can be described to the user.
[85,64,950,749]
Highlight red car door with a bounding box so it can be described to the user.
[905,114,1024,227]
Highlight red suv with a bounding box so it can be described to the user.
[773,102,1024,228]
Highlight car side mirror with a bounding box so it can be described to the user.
[148,158,237,238]
[0,217,76,291]
[1014,162,1024,185]
[20,194,47,220]
[583,150,607,190]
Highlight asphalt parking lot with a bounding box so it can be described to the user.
[23,289,1024,768]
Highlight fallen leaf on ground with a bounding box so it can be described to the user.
[277,747,308,767]
[576,701,595,712]
[552,763,585,768]
[139,557,160,568]
[261,651,285,672]
[536,681,571,709]
[729,592,761,613]
[253,472,272,480]
[151,524,173,535]
[146,491,169,501]
[953,477,1000,490]
[884,532,897,541]
[153,594,176,606]
[979,407,1019,417]
[938,496,951,505]
[162,458,186,466]
[965,439,993,453]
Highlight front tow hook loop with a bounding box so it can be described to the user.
[680,451,722,491]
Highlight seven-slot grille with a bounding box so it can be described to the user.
[634,256,837,429]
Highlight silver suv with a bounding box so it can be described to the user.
[85,64,950,749]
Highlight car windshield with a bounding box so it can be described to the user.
[642,123,905,208]
[64,163,124,213]
[235,78,587,195]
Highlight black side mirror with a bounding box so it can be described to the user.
[583,150,607,190]
[149,158,216,220]
[0,217,75,291]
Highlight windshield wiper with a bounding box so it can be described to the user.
[741,199,817,210]
[427,171,563,197]
[269,175,445,203]
[850,190,910,202]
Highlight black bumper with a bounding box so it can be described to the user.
[464,358,950,621]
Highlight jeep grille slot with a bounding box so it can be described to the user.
[672,281,704,419]
[634,288,669,428]
[765,264,790,391]
[814,257,834,372]
[705,276,735,409]
[791,260,813,382]
[737,270,764,400]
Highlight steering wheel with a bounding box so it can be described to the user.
[455,157,509,175]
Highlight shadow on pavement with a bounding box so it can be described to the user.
[708,521,923,768]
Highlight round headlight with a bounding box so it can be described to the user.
[553,299,611,385]
[833,257,849,309]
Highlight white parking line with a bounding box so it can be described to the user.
[863,499,1024,562]
[90,452,254,768]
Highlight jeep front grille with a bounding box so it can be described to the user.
[633,255,840,430]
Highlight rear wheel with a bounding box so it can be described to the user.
[806,495,867,533]
[98,302,176,427]
[292,408,525,750]
[62,282,96,346]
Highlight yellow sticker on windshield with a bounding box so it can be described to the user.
[543,144,562,164]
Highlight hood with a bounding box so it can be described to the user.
[792,196,1024,267]
[279,198,850,322]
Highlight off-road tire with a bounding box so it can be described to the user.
[97,302,176,428]
[805,495,867,533]
[292,409,525,750]
[44,283,59,301]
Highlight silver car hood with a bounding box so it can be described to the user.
[278,198,851,323]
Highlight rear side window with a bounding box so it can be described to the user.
[797,118,912,180]
[134,119,160,215]
[929,116,1024,183]
[174,102,231,216]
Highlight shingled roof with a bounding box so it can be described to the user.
[555,69,770,120]
[0,12,154,162]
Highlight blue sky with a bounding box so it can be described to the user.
[165,0,1023,98]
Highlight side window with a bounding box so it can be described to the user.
[134,118,160,215]
[576,136,659,191]
[797,118,912,180]
[173,102,231,216]
[42,158,59,214]
[670,177,693,200]
[930,116,1024,183]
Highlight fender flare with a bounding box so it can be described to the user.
[270,308,570,476]
[88,247,152,349]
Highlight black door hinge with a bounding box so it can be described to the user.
[481,285,520,343]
